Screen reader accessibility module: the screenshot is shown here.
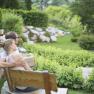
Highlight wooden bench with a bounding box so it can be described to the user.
[4,68,68,94]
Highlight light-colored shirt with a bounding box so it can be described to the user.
[0,48,19,62]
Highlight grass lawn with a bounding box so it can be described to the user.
[37,35,81,50]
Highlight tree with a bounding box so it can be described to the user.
[71,0,94,33]
[25,0,32,10]
[0,0,19,9]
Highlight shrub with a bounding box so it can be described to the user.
[45,6,85,35]
[65,15,85,37]
[78,34,94,50]
[2,13,24,34]
[14,10,48,28]
[23,44,94,90]
[35,55,83,89]
[71,36,78,42]
[24,44,94,67]
[0,8,48,28]
[45,6,71,30]
[25,11,48,28]
[0,0,19,9]
[58,66,83,89]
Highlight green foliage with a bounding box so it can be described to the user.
[0,8,48,28]
[58,66,83,89]
[0,79,5,91]
[24,11,48,28]
[45,6,71,27]
[25,0,32,10]
[71,36,78,42]
[64,15,85,37]
[0,11,2,28]
[45,6,85,35]
[35,55,83,89]
[84,69,94,92]
[0,0,19,9]
[23,40,94,90]
[71,0,94,33]
[2,13,23,34]
[78,34,94,50]
[24,44,94,67]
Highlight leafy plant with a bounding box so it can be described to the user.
[2,13,23,34]
[78,34,94,50]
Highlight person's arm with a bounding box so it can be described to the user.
[10,53,32,70]
[15,56,32,70]
[0,61,17,68]
[0,59,26,68]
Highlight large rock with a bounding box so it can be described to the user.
[82,67,93,80]
[50,36,57,42]
[39,35,50,42]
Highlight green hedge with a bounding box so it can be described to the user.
[0,8,48,28]
[24,44,94,67]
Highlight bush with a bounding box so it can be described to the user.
[58,66,83,89]
[2,13,23,34]
[24,44,94,67]
[78,34,94,50]
[23,44,94,90]
[65,15,85,37]
[45,6,85,35]
[0,8,48,28]
[71,36,78,42]
[0,0,19,9]
[45,6,71,30]
[35,55,83,89]
[24,11,48,28]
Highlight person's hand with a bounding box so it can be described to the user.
[15,61,26,67]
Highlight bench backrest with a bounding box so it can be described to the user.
[4,68,57,94]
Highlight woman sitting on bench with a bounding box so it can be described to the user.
[3,39,31,71]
